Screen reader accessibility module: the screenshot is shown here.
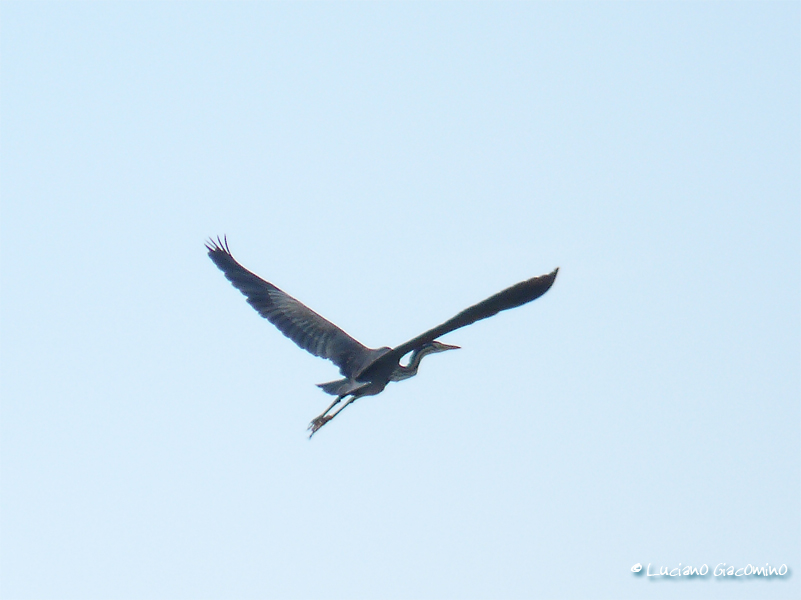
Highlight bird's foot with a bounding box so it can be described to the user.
[308,414,333,438]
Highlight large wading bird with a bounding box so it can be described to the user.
[207,237,558,437]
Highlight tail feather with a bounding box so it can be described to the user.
[317,378,366,397]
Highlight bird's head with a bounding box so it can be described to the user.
[399,340,460,374]
[426,341,460,354]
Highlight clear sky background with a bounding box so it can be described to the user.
[1,2,799,599]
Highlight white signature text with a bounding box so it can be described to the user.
[631,562,788,577]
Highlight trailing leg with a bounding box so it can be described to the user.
[308,394,346,437]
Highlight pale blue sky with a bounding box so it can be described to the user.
[1,2,799,599]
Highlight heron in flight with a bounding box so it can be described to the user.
[207,237,558,437]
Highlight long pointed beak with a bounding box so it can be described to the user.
[441,343,460,351]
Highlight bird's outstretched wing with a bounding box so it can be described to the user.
[369,268,559,371]
[207,237,372,378]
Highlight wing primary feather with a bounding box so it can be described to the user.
[206,238,370,378]
[370,268,559,370]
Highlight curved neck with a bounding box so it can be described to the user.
[390,347,433,382]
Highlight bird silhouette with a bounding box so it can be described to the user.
[207,237,558,436]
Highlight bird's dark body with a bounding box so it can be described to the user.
[206,237,558,436]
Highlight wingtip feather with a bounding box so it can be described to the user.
[206,235,232,256]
